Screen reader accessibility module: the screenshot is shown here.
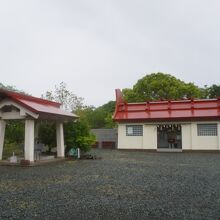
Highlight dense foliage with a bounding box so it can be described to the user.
[38,121,56,153]
[207,84,220,98]
[4,120,25,144]
[64,119,96,154]
[40,82,96,153]
[76,101,116,129]
[122,73,203,102]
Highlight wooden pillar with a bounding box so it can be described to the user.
[0,120,6,160]
[24,119,35,162]
[56,122,64,157]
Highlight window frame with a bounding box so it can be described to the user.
[197,123,218,136]
[126,125,143,136]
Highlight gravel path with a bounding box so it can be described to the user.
[0,149,220,220]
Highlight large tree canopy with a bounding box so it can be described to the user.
[207,84,220,98]
[122,73,203,102]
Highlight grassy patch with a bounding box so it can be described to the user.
[2,142,23,160]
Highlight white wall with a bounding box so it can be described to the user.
[118,124,143,149]
[191,122,219,150]
[117,123,157,149]
[175,121,220,150]
[117,121,220,151]
[181,124,192,150]
[143,125,157,149]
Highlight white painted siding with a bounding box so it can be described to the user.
[181,124,192,150]
[117,121,220,151]
[143,125,157,149]
[118,124,143,149]
[191,122,219,150]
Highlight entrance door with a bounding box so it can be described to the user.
[157,124,182,149]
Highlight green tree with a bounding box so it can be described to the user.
[76,101,116,129]
[38,121,56,153]
[5,120,25,144]
[76,106,106,128]
[207,84,220,98]
[41,82,96,153]
[104,113,116,128]
[123,73,203,102]
[42,82,84,112]
[64,119,96,153]
[122,88,137,102]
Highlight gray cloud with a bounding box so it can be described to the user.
[0,0,220,106]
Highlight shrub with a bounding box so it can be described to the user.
[64,119,96,154]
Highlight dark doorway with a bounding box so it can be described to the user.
[157,124,182,149]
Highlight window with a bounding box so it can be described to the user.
[126,125,143,136]
[197,124,217,136]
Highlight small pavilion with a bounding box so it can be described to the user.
[0,89,78,163]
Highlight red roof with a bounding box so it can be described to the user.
[0,89,77,120]
[113,89,220,122]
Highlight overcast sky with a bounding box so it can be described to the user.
[0,0,220,107]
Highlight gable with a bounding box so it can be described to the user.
[0,89,78,121]
[0,99,39,120]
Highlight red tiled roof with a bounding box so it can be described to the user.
[113,89,220,122]
[0,89,77,120]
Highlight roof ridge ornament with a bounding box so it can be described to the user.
[115,89,125,105]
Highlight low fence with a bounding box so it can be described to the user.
[91,129,117,149]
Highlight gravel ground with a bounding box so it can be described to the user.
[0,149,220,220]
